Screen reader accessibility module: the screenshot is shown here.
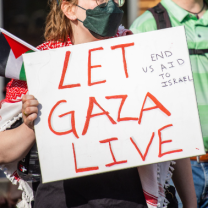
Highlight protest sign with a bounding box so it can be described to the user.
[23,26,205,183]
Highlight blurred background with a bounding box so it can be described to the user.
[0,0,160,207]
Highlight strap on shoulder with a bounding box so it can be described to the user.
[148,4,208,56]
[148,3,172,29]
[189,49,208,55]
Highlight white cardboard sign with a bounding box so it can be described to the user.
[24,26,205,183]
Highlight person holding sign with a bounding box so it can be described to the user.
[0,0,196,208]
[130,0,208,207]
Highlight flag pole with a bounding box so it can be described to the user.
[0,0,4,101]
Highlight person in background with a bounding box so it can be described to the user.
[130,0,208,207]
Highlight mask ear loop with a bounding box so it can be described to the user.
[76,5,86,23]
[77,19,83,23]
[76,5,86,11]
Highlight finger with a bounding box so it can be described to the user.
[23,100,39,110]
[25,113,38,124]
[24,107,39,116]
[22,95,36,103]
[22,103,38,116]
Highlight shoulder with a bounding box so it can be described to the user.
[0,79,26,131]
[130,10,157,34]
[37,37,72,51]
[5,79,28,102]
[116,25,133,37]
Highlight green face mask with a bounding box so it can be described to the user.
[77,0,124,39]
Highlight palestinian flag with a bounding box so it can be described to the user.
[0,28,39,81]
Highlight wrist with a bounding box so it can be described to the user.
[22,122,35,133]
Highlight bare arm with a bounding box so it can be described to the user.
[172,158,197,208]
[0,95,38,164]
[0,124,35,164]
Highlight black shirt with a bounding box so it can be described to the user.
[33,168,147,208]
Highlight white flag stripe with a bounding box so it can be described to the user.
[5,50,23,79]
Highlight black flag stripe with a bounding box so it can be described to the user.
[0,32,11,77]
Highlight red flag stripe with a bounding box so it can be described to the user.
[3,33,30,59]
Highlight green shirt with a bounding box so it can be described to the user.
[130,0,208,151]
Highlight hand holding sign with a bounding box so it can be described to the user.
[22,95,39,130]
